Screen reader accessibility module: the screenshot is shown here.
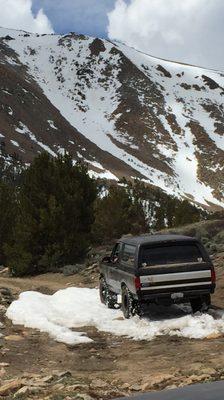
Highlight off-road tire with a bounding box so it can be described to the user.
[99,277,117,309]
[121,285,140,319]
[190,295,211,313]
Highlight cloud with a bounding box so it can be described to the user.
[107,0,224,70]
[32,0,114,36]
[0,0,54,33]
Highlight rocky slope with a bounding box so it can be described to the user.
[0,27,223,208]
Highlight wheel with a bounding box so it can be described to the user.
[99,277,107,305]
[99,277,117,309]
[121,285,140,319]
[190,295,211,313]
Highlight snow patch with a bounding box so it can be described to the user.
[10,140,19,147]
[6,287,224,345]
[16,122,57,157]
[48,120,58,130]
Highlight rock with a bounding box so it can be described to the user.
[51,383,65,391]
[56,370,72,379]
[0,287,14,305]
[67,384,89,391]
[141,373,173,391]
[200,367,217,376]
[0,379,23,396]
[121,383,131,389]
[0,305,7,313]
[76,394,94,400]
[166,384,178,390]
[41,375,55,383]
[130,384,141,391]
[14,386,30,397]
[0,267,8,275]
[14,385,42,397]
[0,362,9,367]
[91,378,107,388]
[181,374,210,386]
[206,333,222,339]
[63,264,83,276]
[4,335,23,341]
[187,363,216,376]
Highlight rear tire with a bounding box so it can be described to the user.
[190,295,211,313]
[99,277,117,309]
[121,286,140,319]
[99,277,107,305]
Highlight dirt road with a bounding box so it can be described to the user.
[0,252,224,399]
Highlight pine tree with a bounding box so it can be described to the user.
[0,181,17,265]
[6,153,97,276]
[92,184,147,244]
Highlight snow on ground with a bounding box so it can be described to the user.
[6,287,224,345]
[10,140,20,147]
[16,122,57,157]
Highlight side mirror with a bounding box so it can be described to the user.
[102,256,111,264]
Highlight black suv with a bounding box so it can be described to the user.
[99,235,216,318]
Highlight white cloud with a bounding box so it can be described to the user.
[107,0,224,70]
[0,0,54,33]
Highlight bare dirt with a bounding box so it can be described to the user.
[0,252,224,399]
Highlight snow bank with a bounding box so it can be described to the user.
[6,287,224,345]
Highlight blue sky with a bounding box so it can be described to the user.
[32,0,115,37]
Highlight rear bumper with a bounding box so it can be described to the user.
[137,284,215,303]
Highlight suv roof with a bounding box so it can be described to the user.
[119,234,197,246]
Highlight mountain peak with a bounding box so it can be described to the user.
[0,28,223,208]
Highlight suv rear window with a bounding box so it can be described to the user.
[140,243,204,267]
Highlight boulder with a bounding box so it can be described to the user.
[0,379,23,396]
[130,384,141,391]
[63,265,84,276]
[90,378,108,389]
[0,287,14,305]
[141,373,173,391]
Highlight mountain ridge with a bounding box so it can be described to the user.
[0,27,223,208]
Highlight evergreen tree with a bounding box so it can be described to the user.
[6,153,97,276]
[0,181,17,265]
[92,184,147,244]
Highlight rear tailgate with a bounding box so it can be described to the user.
[139,262,214,297]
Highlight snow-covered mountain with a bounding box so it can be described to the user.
[0,27,223,208]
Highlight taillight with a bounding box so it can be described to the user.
[134,276,141,290]
[211,268,216,284]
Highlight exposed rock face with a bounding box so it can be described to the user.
[0,27,223,208]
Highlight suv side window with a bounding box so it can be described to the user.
[111,243,122,263]
[121,244,136,268]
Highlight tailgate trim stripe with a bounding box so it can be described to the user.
[140,270,211,284]
[141,281,212,291]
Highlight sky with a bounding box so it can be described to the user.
[0,0,223,70]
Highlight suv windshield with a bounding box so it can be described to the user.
[140,243,204,267]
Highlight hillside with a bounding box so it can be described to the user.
[0,27,223,208]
